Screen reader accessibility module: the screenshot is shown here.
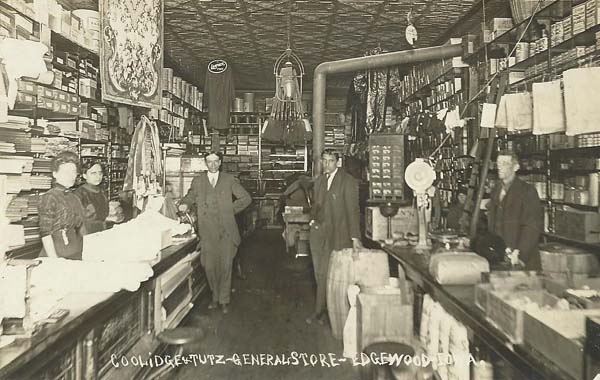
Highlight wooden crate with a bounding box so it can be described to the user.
[365,206,418,241]
[524,309,600,380]
[474,284,492,312]
[486,290,560,344]
[475,272,543,313]
[357,289,413,351]
[545,277,600,295]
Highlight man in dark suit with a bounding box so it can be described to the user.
[307,149,362,324]
[487,152,543,269]
[179,152,252,313]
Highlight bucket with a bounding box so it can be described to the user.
[243,92,255,112]
[326,249,390,339]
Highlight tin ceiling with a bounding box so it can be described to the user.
[68,0,481,90]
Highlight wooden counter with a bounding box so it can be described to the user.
[0,237,206,380]
[381,244,577,380]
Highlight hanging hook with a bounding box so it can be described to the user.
[407,7,414,25]
[286,7,292,51]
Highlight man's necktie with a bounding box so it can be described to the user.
[499,186,507,202]
[210,176,216,188]
[326,173,330,191]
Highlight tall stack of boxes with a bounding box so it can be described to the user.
[52,51,78,93]
[160,68,203,129]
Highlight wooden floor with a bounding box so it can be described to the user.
[176,229,361,380]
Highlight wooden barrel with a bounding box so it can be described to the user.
[327,249,354,339]
[327,249,390,339]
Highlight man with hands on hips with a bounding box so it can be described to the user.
[307,149,362,325]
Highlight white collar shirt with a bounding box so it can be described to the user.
[208,171,219,187]
[327,168,338,191]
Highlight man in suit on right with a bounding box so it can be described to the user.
[307,149,362,325]
[487,152,543,269]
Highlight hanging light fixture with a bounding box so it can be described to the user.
[273,47,305,110]
[405,8,418,47]
[271,15,305,121]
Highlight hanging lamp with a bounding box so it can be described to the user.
[271,17,305,121]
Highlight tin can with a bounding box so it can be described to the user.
[243,92,255,112]
[233,98,244,112]
[515,42,529,62]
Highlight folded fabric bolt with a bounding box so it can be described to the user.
[342,284,361,359]
[0,38,50,109]
[533,80,566,135]
[30,258,154,294]
[505,92,533,131]
[564,67,600,136]
[0,265,27,319]
[495,94,508,129]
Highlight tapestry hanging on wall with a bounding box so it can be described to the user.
[100,0,163,108]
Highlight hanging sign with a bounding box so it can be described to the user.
[405,24,418,46]
[208,59,228,74]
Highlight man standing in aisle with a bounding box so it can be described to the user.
[487,152,543,269]
[307,149,362,325]
[178,152,251,314]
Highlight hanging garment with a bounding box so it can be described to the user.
[564,67,600,136]
[123,116,162,201]
[353,47,402,136]
[205,61,235,130]
[347,80,367,144]
[532,80,566,135]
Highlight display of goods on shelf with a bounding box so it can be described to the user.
[397,38,467,103]
[368,134,405,201]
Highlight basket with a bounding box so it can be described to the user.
[510,0,546,23]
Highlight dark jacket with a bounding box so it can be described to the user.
[487,177,543,269]
[310,169,361,253]
[181,172,251,247]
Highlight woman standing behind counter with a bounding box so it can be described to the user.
[76,161,109,234]
[39,151,85,259]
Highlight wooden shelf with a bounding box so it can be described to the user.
[162,90,202,113]
[5,241,42,260]
[51,30,99,62]
[553,169,600,175]
[543,232,600,251]
[551,200,598,211]
[550,145,600,154]
[463,1,572,63]
[263,169,305,172]
[399,66,465,105]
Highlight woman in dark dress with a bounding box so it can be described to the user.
[39,151,85,259]
[75,161,109,234]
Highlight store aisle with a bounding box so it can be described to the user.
[177,230,361,380]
